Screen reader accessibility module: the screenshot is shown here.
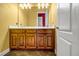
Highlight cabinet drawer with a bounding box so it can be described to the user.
[26,33,36,37]
[10,29,25,34]
[37,29,53,33]
[26,29,36,33]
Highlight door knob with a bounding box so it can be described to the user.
[56,27,59,29]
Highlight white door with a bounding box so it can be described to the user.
[72,4,79,56]
[56,3,73,56]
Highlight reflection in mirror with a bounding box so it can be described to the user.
[18,3,56,27]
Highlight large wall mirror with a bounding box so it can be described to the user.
[18,3,50,27]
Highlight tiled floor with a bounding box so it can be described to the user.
[5,50,55,56]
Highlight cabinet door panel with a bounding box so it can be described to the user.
[46,34,54,49]
[18,34,25,49]
[10,34,17,49]
[37,34,45,49]
[26,34,36,49]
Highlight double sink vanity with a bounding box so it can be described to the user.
[9,26,55,50]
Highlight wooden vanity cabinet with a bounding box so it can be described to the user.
[10,33,18,49]
[45,33,54,49]
[17,33,25,49]
[9,29,55,50]
[37,34,45,49]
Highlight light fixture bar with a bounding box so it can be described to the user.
[19,3,49,9]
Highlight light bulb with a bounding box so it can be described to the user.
[29,4,31,9]
[27,3,31,9]
[46,3,49,8]
[29,6,31,9]
[23,4,27,9]
[19,4,24,9]
[38,3,40,9]
[41,3,44,9]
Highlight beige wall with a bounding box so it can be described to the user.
[0,4,27,52]
[48,3,57,26]
[0,4,17,52]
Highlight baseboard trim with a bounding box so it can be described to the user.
[0,48,10,56]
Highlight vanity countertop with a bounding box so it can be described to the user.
[9,25,55,29]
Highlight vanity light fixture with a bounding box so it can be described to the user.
[19,3,49,9]
[38,3,49,9]
[19,3,31,9]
